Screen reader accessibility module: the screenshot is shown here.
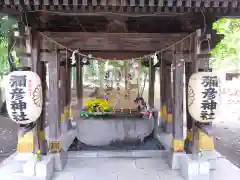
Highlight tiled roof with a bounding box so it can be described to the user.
[1,0,239,8]
[1,0,239,15]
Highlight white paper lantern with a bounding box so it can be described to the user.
[188,72,220,123]
[5,71,43,124]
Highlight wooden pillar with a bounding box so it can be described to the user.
[184,32,199,153]
[160,59,173,132]
[48,49,61,152]
[172,51,185,152]
[76,56,83,109]
[59,62,66,134]
[16,26,39,153]
[160,60,172,133]
[164,66,173,133]
[65,55,72,129]
[185,62,194,153]
[148,58,155,108]
[31,30,47,154]
[160,60,166,129]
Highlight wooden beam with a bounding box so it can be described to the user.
[40,49,205,63]
[40,32,191,52]
[40,51,152,61]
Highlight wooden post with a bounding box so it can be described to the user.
[189,30,201,157]
[160,59,166,129]
[160,59,173,132]
[31,30,47,154]
[148,58,155,108]
[165,66,173,133]
[185,62,194,153]
[184,32,199,154]
[60,63,66,133]
[65,54,72,129]
[16,26,39,153]
[76,56,83,109]
[48,49,61,152]
[172,51,185,152]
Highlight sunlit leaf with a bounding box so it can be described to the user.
[211,18,240,69]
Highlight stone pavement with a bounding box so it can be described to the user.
[0,115,17,154]
[213,119,240,168]
[52,153,240,180]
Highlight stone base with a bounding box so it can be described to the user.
[0,153,54,180]
[44,128,77,151]
[167,150,186,170]
[35,155,54,180]
[156,132,172,150]
[76,118,154,146]
[165,121,173,133]
[179,154,210,180]
[57,129,77,151]
[51,151,67,171]
[198,151,218,170]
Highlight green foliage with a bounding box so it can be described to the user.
[108,60,122,67]
[211,18,240,69]
[0,15,17,77]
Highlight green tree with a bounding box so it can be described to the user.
[0,16,9,78]
[211,18,240,70]
[0,15,17,77]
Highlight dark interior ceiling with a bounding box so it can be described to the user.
[23,11,216,33]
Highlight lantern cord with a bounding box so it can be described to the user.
[39,31,194,62]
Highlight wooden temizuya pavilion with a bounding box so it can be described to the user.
[0,0,237,180]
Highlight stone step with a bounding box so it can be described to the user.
[67,150,168,158]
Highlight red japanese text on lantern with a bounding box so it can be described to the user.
[28,79,32,96]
